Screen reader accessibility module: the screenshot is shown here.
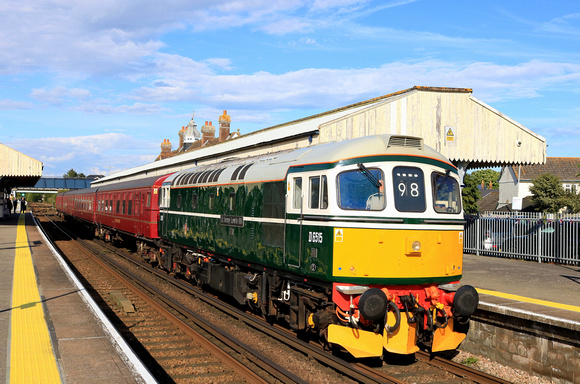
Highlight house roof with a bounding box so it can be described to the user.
[477,189,499,212]
[512,157,580,182]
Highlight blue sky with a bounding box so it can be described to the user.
[1,0,579,177]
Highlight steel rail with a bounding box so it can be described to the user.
[39,215,296,384]
[96,241,407,384]
[41,204,510,384]
[416,351,512,384]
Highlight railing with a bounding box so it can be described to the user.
[464,212,580,266]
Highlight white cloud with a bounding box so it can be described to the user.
[0,99,35,110]
[126,59,580,110]
[76,102,166,115]
[7,133,159,176]
[540,13,580,36]
[31,87,92,104]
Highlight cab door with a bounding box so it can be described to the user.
[284,176,304,268]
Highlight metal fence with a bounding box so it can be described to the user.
[464,212,580,266]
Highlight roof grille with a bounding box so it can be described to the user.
[387,136,423,150]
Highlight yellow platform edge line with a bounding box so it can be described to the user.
[10,214,61,384]
[476,287,580,314]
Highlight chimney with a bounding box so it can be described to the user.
[219,110,231,142]
[201,121,215,146]
[178,126,186,149]
[160,139,172,159]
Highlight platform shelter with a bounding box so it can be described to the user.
[0,143,43,219]
[93,86,547,186]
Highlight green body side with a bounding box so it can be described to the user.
[161,181,335,282]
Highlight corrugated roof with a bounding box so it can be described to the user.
[94,86,548,186]
[0,143,43,177]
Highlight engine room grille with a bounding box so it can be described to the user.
[387,136,423,150]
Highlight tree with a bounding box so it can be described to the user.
[561,190,580,213]
[529,173,566,213]
[63,169,86,178]
[470,169,500,189]
[462,173,481,214]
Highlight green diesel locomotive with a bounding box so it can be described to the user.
[155,134,478,358]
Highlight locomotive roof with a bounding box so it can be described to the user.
[168,134,455,187]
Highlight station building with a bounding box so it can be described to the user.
[93,86,547,188]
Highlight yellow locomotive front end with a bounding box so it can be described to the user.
[313,141,478,358]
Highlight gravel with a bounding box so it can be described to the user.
[453,351,554,384]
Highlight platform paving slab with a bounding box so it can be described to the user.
[0,213,143,383]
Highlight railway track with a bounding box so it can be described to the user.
[33,205,511,383]
[36,213,298,383]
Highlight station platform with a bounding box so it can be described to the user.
[1,211,578,383]
[459,253,580,328]
[0,212,155,383]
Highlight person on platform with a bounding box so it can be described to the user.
[7,199,12,215]
[20,197,26,213]
[13,199,18,213]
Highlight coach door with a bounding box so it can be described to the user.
[134,191,143,236]
[284,176,304,268]
[159,184,171,237]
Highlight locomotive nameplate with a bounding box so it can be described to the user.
[220,215,244,228]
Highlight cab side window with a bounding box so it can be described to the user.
[309,176,328,209]
[292,177,302,209]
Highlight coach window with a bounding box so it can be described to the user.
[209,193,216,210]
[128,200,133,216]
[309,175,328,209]
[432,172,461,214]
[337,168,385,210]
[192,193,198,210]
[292,177,302,209]
[116,200,120,214]
[393,166,425,212]
[146,192,151,208]
[176,193,182,209]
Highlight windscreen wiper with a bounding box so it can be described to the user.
[357,163,382,189]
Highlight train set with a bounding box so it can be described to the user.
[56,134,479,358]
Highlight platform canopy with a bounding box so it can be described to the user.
[94,86,547,186]
[0,143,43,193]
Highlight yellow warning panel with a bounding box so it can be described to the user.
[10,214,61,383]
[384,314,419,355]
[327,324,383,358]
[432,318,466,352]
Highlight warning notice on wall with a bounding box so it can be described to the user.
[445,126,456,142]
